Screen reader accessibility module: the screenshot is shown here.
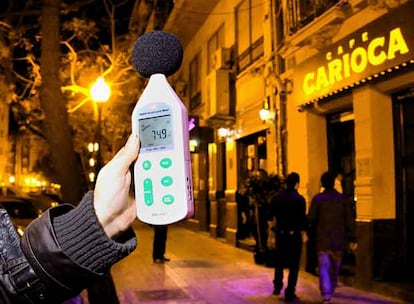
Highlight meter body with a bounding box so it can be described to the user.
[132,74,193,225]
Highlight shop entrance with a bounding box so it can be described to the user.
[393,89,414,280]
[327,111,356,278]
[236,131,267,249]
[327,111,356,200]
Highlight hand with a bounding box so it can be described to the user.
[93,134,140,239]
[349,242,358,251]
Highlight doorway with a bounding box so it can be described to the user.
[327,111,356,200]
[393,89,414,281]
[236,131,267,248]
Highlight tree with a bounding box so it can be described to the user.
[40,0,83,202]
[0,0,145,202]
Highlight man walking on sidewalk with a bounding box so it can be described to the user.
[308,172,357,303]
[268,172,308,302]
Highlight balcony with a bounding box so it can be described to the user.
[287,0,349,35]
[280,0,354,57]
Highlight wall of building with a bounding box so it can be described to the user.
[354,86,396,220]
[281,0,414,293]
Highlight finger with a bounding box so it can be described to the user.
[106,134,140,175]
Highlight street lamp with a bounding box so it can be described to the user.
[90,76,111,175]
[259,97,275,122]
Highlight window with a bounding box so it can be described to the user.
[286,0,339,34]
[207,24,225,74]
[189,53,201,110]
[235,0,264,72]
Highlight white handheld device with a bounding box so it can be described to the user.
[132,73,194,225]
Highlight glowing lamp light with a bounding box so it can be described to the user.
[189,139,198,152]
[88,142,99,152]
[259,108,271,121]
[218,127,229,138]
[90,77,111,103]
[259,96,275,122]
[89,172,96,182]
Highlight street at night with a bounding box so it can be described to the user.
[80,222,408,304]
[2,0,414,302]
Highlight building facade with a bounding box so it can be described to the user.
[158,0,414,297]
[280,0,414,292]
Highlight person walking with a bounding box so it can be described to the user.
[267,172,308,302]
[308,171,357,303]
[306,172,344,276]
[152,225,170,263]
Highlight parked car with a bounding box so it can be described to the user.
[0,196,43,236]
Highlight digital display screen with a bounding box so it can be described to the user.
[139,115,173,149]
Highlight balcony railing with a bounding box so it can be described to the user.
[237,36,264,73]
[286,0,347,34]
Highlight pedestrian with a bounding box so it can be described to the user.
[236,181,250,240]
[267,172,308,302]
[306,171,346,276]
[0,134,140,303]
[308,171,357,303]
[247,169,271,264]
[153,224,170,263]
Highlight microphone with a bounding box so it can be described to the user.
[132,30,183,78]
[131,31,194,225]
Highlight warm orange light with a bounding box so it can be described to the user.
[90,77,111,103]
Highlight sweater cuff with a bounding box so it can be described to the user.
[53,191,137,274]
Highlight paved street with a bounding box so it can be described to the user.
[83,221,408,304]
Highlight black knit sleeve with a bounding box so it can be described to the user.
[53,191,137,274]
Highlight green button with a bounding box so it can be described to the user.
[160,158,172,168]
[161,176,173,187]
[143,178,153,206]
[144,193,153,206]
[162,195,174,205]
[142,160,152,170]
[143,178,152,191]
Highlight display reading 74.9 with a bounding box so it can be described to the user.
[152,129,167,139]
[139,114,173,150]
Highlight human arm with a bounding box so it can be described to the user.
[0,135,140,303]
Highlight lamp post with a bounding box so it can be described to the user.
[90,77,111,175]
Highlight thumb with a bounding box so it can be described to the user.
[106,134,140,175]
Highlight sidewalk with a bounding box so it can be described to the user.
[85,221,408,304]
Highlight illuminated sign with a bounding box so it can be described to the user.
[292,1,414,106]
[188,117,196,131]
